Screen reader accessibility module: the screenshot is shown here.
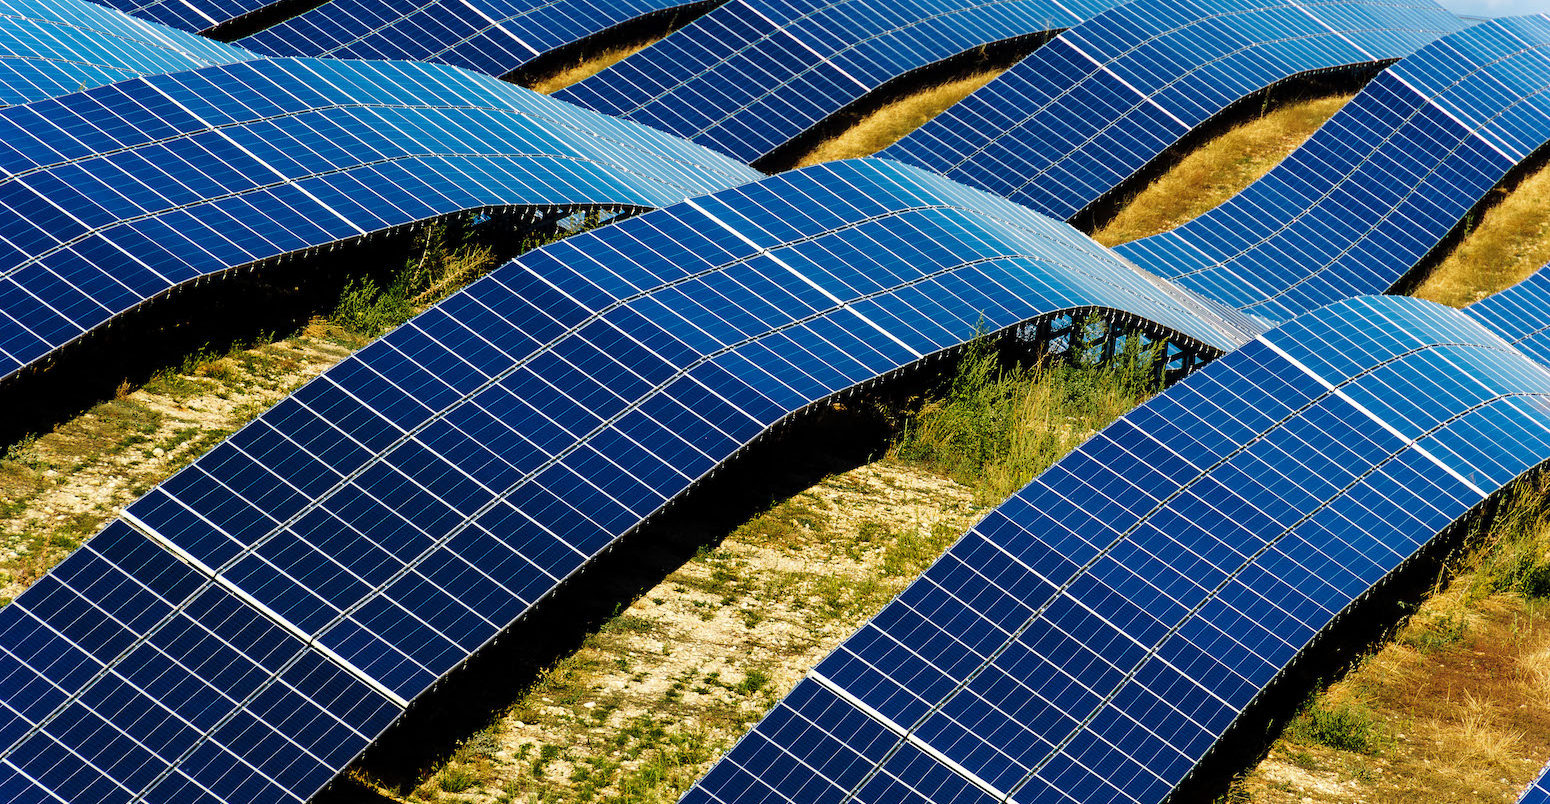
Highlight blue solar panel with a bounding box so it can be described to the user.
[237,0,702,82]
[556,0,1124,164]
[687,293,1550,804]
[1116,15,1550,323]
[0,56,758,392]
[0,0,254,107]
[0,157,1263,803]
[1522,762,1550,804]
[881,0,1465,222]
[1464,266,1550,367]
[91,0,274,35]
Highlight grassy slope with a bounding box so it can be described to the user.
[350,348,1162,803]
[1091,93,1352,246]
[1228,478,1550,804]
[0,324,366,602]
[1412,161,1550,307]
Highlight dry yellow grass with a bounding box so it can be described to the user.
[1091,93,1354,247]
[1411,162,1550,308]
[789,68,1006,168]
[1232,585,1550,804]
[522,40,660,94]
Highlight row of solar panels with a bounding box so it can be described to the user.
[0,155,1266,804]
[0,0,1524,403]
[690,281,1550,804]
[0,0,1547,800]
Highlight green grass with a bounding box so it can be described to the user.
[892,334,1163,503]
[1288,699,1387,755]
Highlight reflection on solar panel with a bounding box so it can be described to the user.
[91,0,276,35]
[237,0,705,83]
[0,0,254,106]
[881,0,1464,222]
[1464,267,1550,367]
[1116,15,1550,323]
[687,293,1550,804]
[556,0,1122,164]
[1521,762,1550,804]
[0,158,1263,804]
[0,56,758,393]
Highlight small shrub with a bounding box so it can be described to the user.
[1290,700,1384,754]
[1402,610,1469,653]
[735,668,770,696]
[438,764,479,793]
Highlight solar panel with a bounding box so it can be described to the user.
[1115,15,1550,323]
[1464,265,1550,367]
[236,0,705,83]
[90,0,278,36]
[1521,762,1550,804]
[0,0,254,107]
[555,0,1124,165]
[686,293,1550,804]
[0,56,759,394]
[880,0,1465,222]
[0,157,1264,804]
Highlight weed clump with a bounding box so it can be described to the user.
[1289,699,1386,754]
[1467,472,1550,599]
[893,334,1162,502]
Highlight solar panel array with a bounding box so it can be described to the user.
[1116,14,1550,323]
[881,0,1465,221]
[687,293,1550,804]
[0,157,1271,804]
[1522,761,1550,804]
[0,0,254,107]
[0,55,758,390]
[237,0,701,82]
[2,0,1549,798]
[555,0,1123,164]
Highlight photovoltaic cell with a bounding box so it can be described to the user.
[556,0,1123,164]
[0,0,254,107]
[0,157,1262,803]
[1521,762,1550,804]
[237,0,704,82]
[1116,15,1550,323]
[687,293,1550,804]
[882,0,1465,222]
[0,56,759,390]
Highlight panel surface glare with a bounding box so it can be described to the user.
[0,56,758,391]
[0,0,254,106]
[686,294,1550,804]
[1116,15,1550,323]
[238,0,701,82]
[556,0,1124,163]
[882,0,1465,221]
[0,158,1260,804]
